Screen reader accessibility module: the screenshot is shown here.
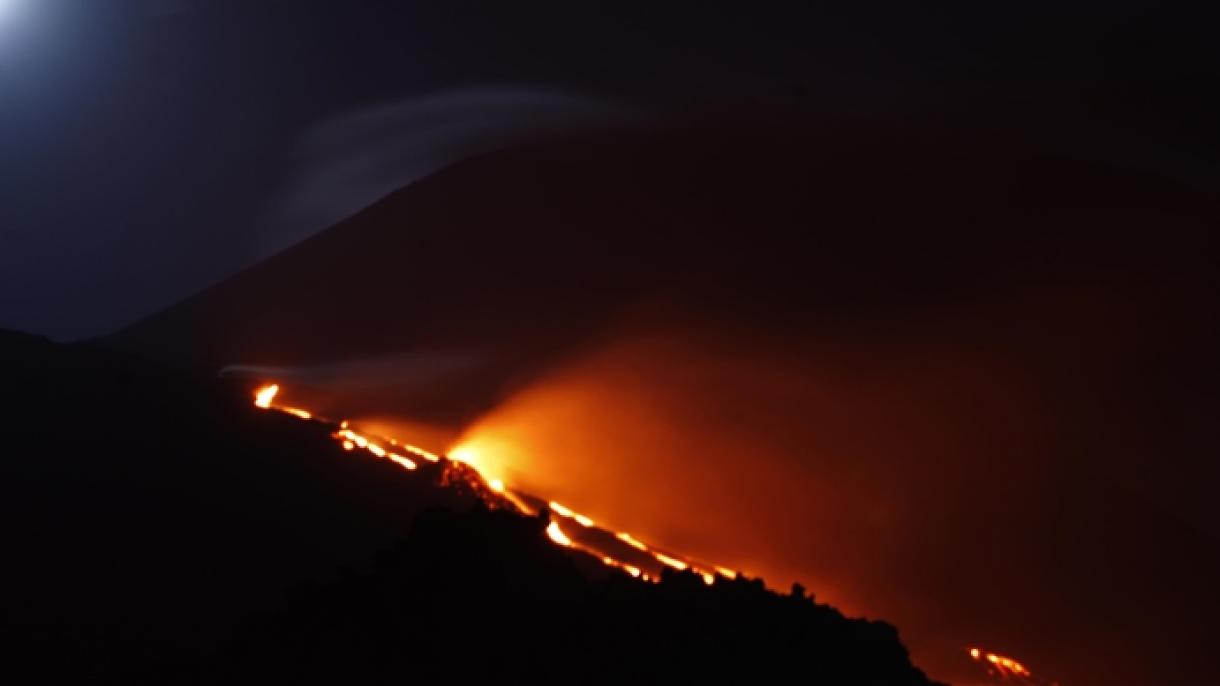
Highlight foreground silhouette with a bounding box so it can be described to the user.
[0,330,937,684]
[102,117,1220,684]
[213,505,938,685]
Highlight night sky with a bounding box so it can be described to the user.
[2,0,1215,339]
[4,4,1220,684]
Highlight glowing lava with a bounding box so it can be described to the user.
[549,501,595,527]
[249,382,1056,685]
[254,383,278,408]
[617,532,648,551]
[546,520,573,546]
[968,646,1036,682]
[249,383,737,588]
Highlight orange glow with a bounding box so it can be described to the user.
[254,384,279,408]
[388,453,417,470]
[448,445,479,466]
[600,556,643,578]
[546,521,572,547]
[549,501,595,527]
[403,444,441,462]
[616,532,649,551]
[444,444,512,496]
[498,490,536,516]
[653,552,688,571]
[251,383,758,608]
[968,646,1032,679]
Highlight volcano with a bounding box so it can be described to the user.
[100,115,1220,685]
[0,329,942,685]
[103,116,1154,425]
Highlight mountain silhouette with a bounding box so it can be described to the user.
[107,114,1215,427]
[0,329,941,684]
[95,114,1220,685]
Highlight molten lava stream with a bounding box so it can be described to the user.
[966,646,1045,685]
[252,383,1056,686]
[250,383,736,587]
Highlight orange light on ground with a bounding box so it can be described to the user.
[653,552,688,571]
[403,444,441,462]
[546,520,572,547]
[251,383,750,602]
[548,501,595,527]
[616,532,648,551]
[968,646,1032,679]
[388,453,417,470]
[449,446,478,466]
[254,384,279,408]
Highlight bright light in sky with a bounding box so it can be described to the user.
[0,0,29,31]
[0,0,33,62]
[0,0,53,64]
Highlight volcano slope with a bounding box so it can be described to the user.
[107,114,1220,427]
[0,330,940,685]
[101,115,1220,685]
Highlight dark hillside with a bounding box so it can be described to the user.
[0,331,938,685]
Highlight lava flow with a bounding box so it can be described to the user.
[966,646,1050,685]
[251,383,735,586]
[253,383,1058,685]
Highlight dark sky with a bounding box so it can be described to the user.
[2,0,1215,339]
[5,3,1220,684]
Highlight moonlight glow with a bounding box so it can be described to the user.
[0,0,23,21]
[0,0,33,39]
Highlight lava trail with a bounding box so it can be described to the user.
[253,383,1052,685]
[252,383,734,585]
